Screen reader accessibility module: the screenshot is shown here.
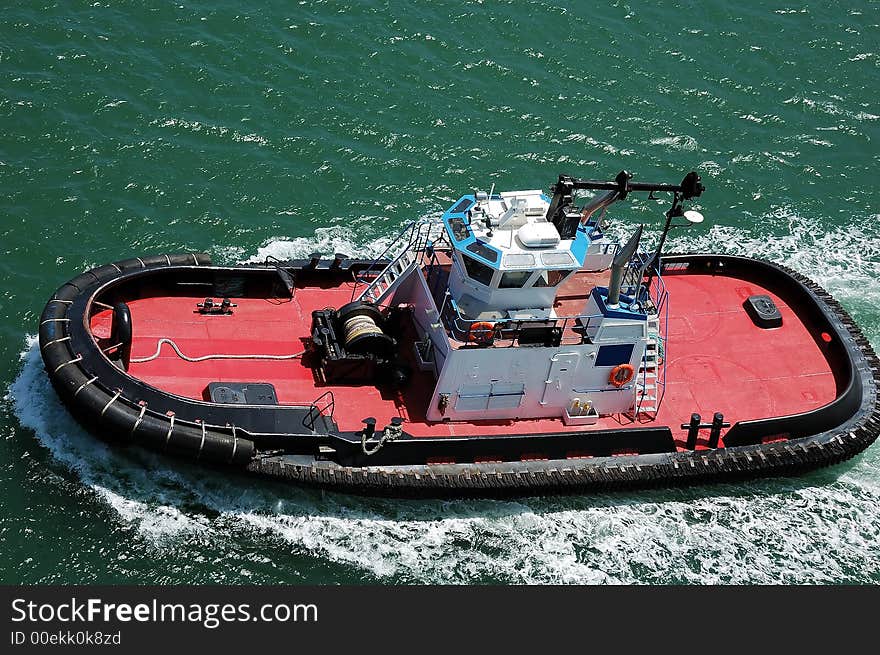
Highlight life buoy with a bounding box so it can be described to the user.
[609,363,635,387]
[468,321,495,344]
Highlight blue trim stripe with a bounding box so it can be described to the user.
[442,195,475,221]
[442,195,502,269]
[570,226,589,265]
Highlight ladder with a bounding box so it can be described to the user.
[635,314,661,416]
[351,220,445,305]
[621,251,652,299]
[357,249,419,305]
[626,252,668,419]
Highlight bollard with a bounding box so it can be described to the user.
[685,413,701,450]
[362,417,376,440]
[708,412,724,448]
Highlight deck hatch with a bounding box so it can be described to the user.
[205,382,279,405]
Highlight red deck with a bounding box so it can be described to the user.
[90,267,837,450]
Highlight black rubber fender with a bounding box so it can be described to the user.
[112,257,150,272]
[70,381,254,465]
[38,316,65,346]
[36,253,257,468]
[39,340,76,378]
[110,253,210,271]
[167,253,211,266]
[49,359,93,397]
[39,301,67,324]
[65,271,102,293]
[128,411,254,464]
[139,254,173,267]
[52,284,80,302]
[88,263,125,283]
[67,382,115,424]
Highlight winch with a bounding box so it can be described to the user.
[310,301,409,386]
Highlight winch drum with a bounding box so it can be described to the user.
[335,301,395,358]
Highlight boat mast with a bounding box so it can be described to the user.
[545,169,704,240]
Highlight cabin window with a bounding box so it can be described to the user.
[499,270,532,288]
[541,251,575,267]
[448,217,469,242]
[503,253,536,269]
[466,240,499,263]
[450,198,474,214]
[596,324,644,343]
[595,343,635,367]
[532,269,569,288]
[462,254,495,287]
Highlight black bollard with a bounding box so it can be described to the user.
[362,417,376,440]
[110,302,133,370]
[685,413,701,450]
[708,412,724,448]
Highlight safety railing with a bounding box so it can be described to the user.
[262,254,298,299]
[442,297,609,347]
[302,390,336,431]
[656,272,669,409]
[350,219,447,302]
[598,241,620,256]
[633,261,669,416]
[441,250,666,347]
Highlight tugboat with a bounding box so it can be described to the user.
[38,169,879,496]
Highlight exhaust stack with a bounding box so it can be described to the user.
[579,190,620,226]
[606,225,643,308]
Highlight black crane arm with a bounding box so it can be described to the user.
[546,170,704,238]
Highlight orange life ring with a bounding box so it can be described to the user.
[468,321,495,344]
[609,363,635,387]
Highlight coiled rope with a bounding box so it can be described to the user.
[130,338,305,363]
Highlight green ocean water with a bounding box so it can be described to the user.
[1,0,878,584]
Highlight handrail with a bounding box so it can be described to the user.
[442,294,612,345]
[262,254,297,299]
[633,262,669,416]
[350,219,446,301]
[350,222,417,301]
[441,253,663,346]
[302,390,335,431]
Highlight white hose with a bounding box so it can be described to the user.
[130,338,305,363]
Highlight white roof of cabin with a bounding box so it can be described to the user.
[466,190,579,271]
